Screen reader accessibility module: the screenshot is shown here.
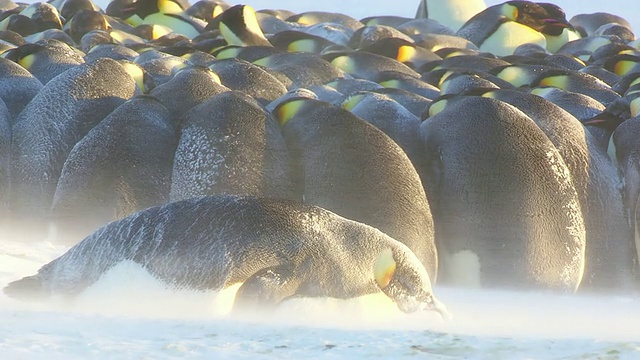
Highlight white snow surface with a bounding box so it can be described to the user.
[1,235,639,359]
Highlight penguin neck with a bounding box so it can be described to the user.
[423,0,487,31]
[545,28,582,53]
[479,21,546,56]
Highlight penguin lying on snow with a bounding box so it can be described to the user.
[4,195,448,317]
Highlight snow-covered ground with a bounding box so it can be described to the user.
[1,236,639,359]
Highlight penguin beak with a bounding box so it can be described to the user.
[543,18,571,28]
[422,296,452,321]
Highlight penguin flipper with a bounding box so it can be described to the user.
[232,265,301,313]
[3,275,48,301]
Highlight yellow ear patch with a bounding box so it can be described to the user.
[529,87,555,97]
[438,70,454,89]
[252,56,270,66]
[158,0,183,14]
[397,45,416,63]
[219,21,243,46]
[444,50,467,59]
[342,94,364,111]
[631,97,640,118]
[501,3,518,20]
[614,60,637,76]
[374,248,396,289]
[288,39,317,53]
[242,5,266,39]
[379,79,400,89]
[294,14,314,26]
[496,66,528,87]
[630,77,640,88]
[538,75,568,89]
[325,80,338,88]
[481,91,498,99]
[276,99,306,126]
[213,5,224,18]
[330,55,355,73]
[121,62,145,93]
[214,46,241,59]
[125,14,144,27]
[151,24,173,39]
[18,53,36,70]
[428,99,448,117]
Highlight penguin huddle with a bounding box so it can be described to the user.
[1,0,639,313]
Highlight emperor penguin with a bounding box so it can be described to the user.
[185,0,228,23]
[274,98,438,280]
[420,96,585,291]
[612,115,640,281]
[253,52,346,89]
[371,87,433,118]
[285,11,363,31]
[0,57,43,122]
[324,51,420,81]
[342,91,425,173]
[415,0,487,32]
[348,24,414,50]
[455,1,573,56]
[19,2,62,32]
[0,98,9,222]
[4,195,448,317]
[570,12,633,38]
[64,9,109,43]
[108,0,203,38]
[530,69,620,105]
[2,39,85,84]
[149,65,229,124]
[0,14,37,37]
[537,3,582,53]
[358,38,441,70]
[10,58,140,240]
[213,4,272,47]
[325,78,383,97]
[268,30,340,55]
[170,91,295,202]
[58,0,101,21]
[481,89,633,290]
[84,43,140,63]
[375,71,440,100]
[51,96,177,245]
[208,58,287,106]
[136,54,192,86]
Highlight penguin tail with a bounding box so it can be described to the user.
[3,275,48,300]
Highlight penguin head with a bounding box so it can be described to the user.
[118,59,156,93]
[273,97,316,126]
[106,0,142,26]
[604,54,640,77]
[60,0,101,21]
[0,14,38,37]
[185,0,227,23]
[373,247,449,318]
[422,94,460,120]
[214,5,272,47]
[2,42,44,69]
[20,3,62,32]
[503,1,572,36]
[132,23,173,40]
[537,3,574,36]
[583,98,632,132]
[66,10,108,43]
[132,0,188,19]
